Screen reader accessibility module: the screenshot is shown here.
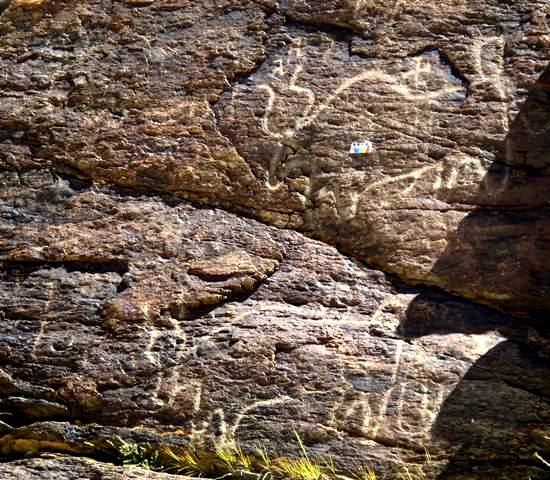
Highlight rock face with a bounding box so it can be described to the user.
[1,175,548,479]
[0,1,549,479]
[0,454,188,479]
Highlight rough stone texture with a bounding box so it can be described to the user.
[0,0,549,479]
[0,453,189,479]
[0,176,548,478]
[216,3,550,318]
[0,0,548,317]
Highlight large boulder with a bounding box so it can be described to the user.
[0,0,548,478]
[0,0,548,315]
[0,175,548,478]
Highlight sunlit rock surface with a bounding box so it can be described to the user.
[0,0,548,478]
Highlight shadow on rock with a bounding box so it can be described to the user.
[400,290,550,479]
[431,63,550,319]
[399,64,550,478]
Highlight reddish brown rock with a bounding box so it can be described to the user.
[0,0,549,479]
[0,453,186,479]
[1,0,549,315]
[0,0,547,316]
[0,176,548,478]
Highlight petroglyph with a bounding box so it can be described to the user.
[228,396,294,439]
[144,326,162,367]
[273,58,285,77]
[186,381,208,441]
[312,152,504,223]
[254,40,467,188]
[260,58,462,141]
[341,396,373,437]
[31,321,47,360]
[336,341,451,443]
[470,34,514,132]
[258,84,278,139]
[336,188,360,221]
[473,35,505,79]
[418,384,446,435]
[392,372,447,438]
[30,281,58,359]
[337,344,401,437]
[355,153,506,206]
[187,395,295,442]
[370,294,416,328]
[371,340,403,437]
[190,406,227,441]
[144,322,191,409]
[362,163,439,196]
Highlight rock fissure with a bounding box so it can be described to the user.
[0,259,129,276]
[0,1,549,479]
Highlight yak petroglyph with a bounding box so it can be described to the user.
[258,42,464,160]
[222,34,472,202]
[218,26,524,229]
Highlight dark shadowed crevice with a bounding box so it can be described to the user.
[44,167,545,323]
[283,18,354,43]
[124,1,155,9]
[397,63,550,479]
[0,129,45,157]
[55,173,93,192]
[0,409,70,430]
[407,46,471,98]
[0,0,10,17]
[428,63,550,319]
[0,259,129,277]
[179,266,282,322]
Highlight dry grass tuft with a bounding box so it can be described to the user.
[103,431,440,479]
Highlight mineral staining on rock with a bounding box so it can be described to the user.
[0,0,549,479]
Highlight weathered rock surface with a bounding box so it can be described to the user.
[0,453,187,479]
[0,0,549,479]
[0,0,548,316]
[0,175,548,478]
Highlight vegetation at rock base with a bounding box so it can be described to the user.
[80,434,550,480]
[103,438,163,471]
[103,431,432,480]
